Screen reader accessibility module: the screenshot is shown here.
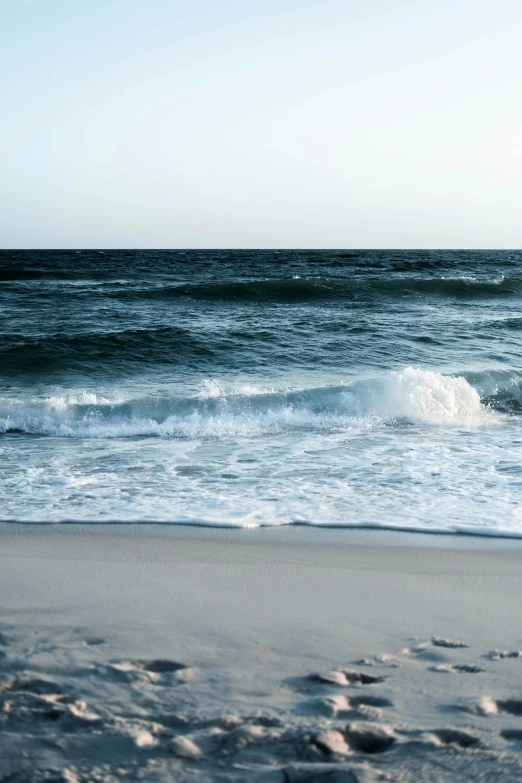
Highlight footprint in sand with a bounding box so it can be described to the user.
[400,637,469,656]
[355,655,400,668]
[432,728,480,748]
[398,638,489,675]
[488,649,522,660]
[111,658,187,673]
[3,676,66,695]
[344,722,396,754]
[432,663,484,674]
[0,691,66,723]
[314,722,396,756]
[431,637,469,649]
[0,676,107,731]
[109,658,196,685]
[135,659,188,673]
[302,692,394,720]
[460,696,522,716]
[0,675,68,725]
[310,670,385,687]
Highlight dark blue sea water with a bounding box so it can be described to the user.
[1,249,521,534]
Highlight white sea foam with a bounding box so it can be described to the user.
[197,379,223,398]
[441,275,477,282]
[348,367,489,425]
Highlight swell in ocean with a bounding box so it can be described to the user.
[4,273,522,298]
[115,274,522,301]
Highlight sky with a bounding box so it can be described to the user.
[0,0,521,248]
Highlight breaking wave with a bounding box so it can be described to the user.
[0,369,508,439]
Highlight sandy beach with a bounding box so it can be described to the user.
[2,524,522,782]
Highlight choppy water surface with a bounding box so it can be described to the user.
[1,249,521,534]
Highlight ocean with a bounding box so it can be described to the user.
[1,249,521,535]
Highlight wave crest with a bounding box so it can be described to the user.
[0,369,502,439]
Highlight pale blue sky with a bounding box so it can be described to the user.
[1,0,521,248]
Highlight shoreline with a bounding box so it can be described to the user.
[5,519,522,550]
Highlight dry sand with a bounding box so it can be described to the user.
[2,524,522,782]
